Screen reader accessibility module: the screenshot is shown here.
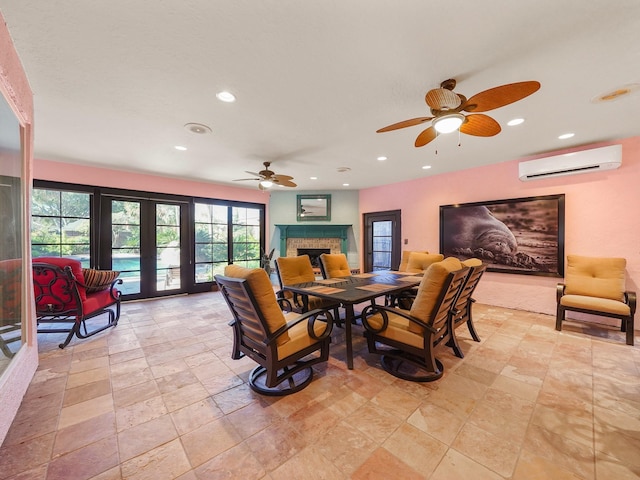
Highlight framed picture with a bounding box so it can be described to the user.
[297,194,331,221]
[439,194,565,276]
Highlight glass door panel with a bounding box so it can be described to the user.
[372,220,393,270]
[156,203,181,291]
[110,200,141,296]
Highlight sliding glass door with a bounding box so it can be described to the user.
[103,197,188,299]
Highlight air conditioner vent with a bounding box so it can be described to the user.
[518,144,622,181]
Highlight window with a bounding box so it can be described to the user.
[194,203,229,283]
[232,206,261,268]
[32,183,266,297]
[31,189,91,265]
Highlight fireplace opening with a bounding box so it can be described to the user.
[297,248,331,267]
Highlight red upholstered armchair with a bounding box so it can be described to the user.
[33,257,122,349]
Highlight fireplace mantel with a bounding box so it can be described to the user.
[275,224,351,256]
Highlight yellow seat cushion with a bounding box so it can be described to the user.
[320,253,351,278]
[406,252,444,273]
[408,257,463,333]
[398,250,429,272]
[564,255,626,301]
[223,265,289,345]
[561,294,631,316]
[365,311,424,349]
[277,312,330,359]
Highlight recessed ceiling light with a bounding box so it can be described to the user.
[377,156,387,161]
[216,91,236,103]
[174,145,187,151]
[507,118,525,126]
[184,123,212,134]
[310,176,318,180]
[558,133,575,140]
[342,183,350,187]
[422,165,432,170]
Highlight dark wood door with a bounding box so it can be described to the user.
[363,210,401,272]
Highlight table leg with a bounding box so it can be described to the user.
[344,304,355,370]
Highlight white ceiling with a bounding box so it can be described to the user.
[1,1,639,191]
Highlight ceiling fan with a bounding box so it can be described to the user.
[376,79,541,147]
[233,162,297,190]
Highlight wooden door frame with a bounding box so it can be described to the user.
[363,209,402,272]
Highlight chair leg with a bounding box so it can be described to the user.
[555,305,564,331]
[465,304,481,342]
[626,317,634,346]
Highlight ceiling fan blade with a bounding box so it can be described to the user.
[278,180,297,187]
[233,177,259,181]
[244,170,262,177]
[463,81,540,112]
[425,88,462,110]
[460,114,501,137]
[377,117,433,133]
[272,174,293,182]
[414,126,437,147]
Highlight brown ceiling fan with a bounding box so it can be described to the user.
[233,162,297,190]
[376,79,541,147]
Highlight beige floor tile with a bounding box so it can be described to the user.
[351,447,423,480]
[407,401,465,445]
[194,442,267,479]
[181,417,242,468]
[523,423,595,480]
[52,411,116,457]
[513,448,587,480]
[452,422,521,478]
[383,423,448,476]
[121,438,192,480]
[245,420,307,472]
[431,448,505,480]
[58,393,114,430]
[47,435,119,480]
[118,414,178,462]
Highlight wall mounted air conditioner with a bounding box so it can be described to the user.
[518,144,622,181]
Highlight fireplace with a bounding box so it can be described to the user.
[297,248,330,267]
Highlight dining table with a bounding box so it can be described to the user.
[282,270,423,369]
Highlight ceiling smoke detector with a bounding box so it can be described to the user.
[337,167,351,173]
[184,123,212,134]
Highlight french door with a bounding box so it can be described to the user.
[100,197,189,299]
[363,210,401,272]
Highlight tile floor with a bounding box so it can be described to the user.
[1,291,639,479]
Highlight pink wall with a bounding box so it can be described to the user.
[0,11,38,445]
[360,137,640,317]
[35,159,271,205]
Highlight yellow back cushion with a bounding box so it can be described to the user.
[564,255,626,301]
[223,264,289,344]
[406,252,445,273]
[276,255,316,285]
[409,257,463,333]
[398,250,429,272]
[461,258,483,268]
[321,253,351,278]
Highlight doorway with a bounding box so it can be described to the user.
[363,210,401,272]
[100,197,189,299]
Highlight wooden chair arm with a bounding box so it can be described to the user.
[626,291,637,315]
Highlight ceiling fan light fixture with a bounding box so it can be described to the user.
[433,113,465,134]
[259,180,273,188]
